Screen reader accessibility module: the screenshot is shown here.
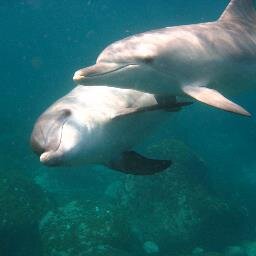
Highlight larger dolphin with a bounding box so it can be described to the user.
[74,0,256,116]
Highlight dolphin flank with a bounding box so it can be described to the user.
[74,0,256,116]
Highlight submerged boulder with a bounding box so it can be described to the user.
[39,200,139,256]
[106,139,248,255]
[0,169,50,256]
[143,240,160,254]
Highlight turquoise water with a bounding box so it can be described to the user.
[1,1,256,255]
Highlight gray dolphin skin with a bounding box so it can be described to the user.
[31,86,190,175]
[73,0,256,116]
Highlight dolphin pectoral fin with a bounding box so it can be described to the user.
[182,85,251,116]
[107,151,172,175]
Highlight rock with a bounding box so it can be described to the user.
[143,241,159,254]
[0,169,50,256]
[192,247,205,256]
[104,180,123,200]
[204,252,224,256]
[225,246,247,256]
[242,241,256,256]
[39,200,139,256]
[111,139,248,255]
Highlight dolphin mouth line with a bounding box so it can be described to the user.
[55,119,66,153]
[40,119,67,164]
[73,63,139,81]
[90,63,139,77]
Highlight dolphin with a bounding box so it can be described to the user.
[73,0,256,116]
[30,85,190,175]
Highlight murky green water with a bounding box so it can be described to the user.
[1,1,256,255]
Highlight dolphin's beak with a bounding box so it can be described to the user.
[40,150,62,166]
[73,62,136,83]
[31,128,63,166]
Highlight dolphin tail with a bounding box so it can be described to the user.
[219,0,256,24]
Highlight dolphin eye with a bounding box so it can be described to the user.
[60,109,72,118]
[62,109,72,117]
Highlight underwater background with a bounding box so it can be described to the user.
[1,0,256,255]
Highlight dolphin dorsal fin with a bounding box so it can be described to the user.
[219,0,256,24]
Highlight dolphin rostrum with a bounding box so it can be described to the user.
[74,0,256,116]
[31,85,190,175]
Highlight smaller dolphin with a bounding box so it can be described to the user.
[74,0,256,116]
[30,85,190,175]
